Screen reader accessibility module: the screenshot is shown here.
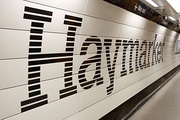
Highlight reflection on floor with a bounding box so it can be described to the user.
[128,71,180,120]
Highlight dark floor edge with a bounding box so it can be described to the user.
[99,64,180,120]
[122,65,180,120]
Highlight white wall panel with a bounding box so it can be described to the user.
[80,16,122,37]
[84,0,126,24]
[123,11,145,29]
[41,62,64,81]
[166,36,178,43]
[0,0,27,29]
[120,25,142,39]
[0,29,29,59]
[41,77,68,103]
[143,20,167,34]
[114,62,169,93]
[26,0,88,14]
[166,30,178,37]
[156,34,166,42]
[140,30,156,41]
[140,30,165,42]
[41,33,68,53]
[0,59,28,90]
[0,86,27,119]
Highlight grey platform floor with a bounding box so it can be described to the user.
[128,71,180,120]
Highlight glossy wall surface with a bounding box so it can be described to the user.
[0,0,180,120]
